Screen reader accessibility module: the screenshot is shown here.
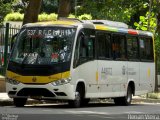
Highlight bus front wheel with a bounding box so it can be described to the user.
[68,87,82,108]
[13,98,27,107]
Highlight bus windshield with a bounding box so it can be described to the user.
[10,27,76,65]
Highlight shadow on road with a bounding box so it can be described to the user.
[23,102,143,109]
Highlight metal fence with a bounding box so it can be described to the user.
[0,23,20,75]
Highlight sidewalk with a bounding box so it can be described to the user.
[0,93,45,106]
[0,93,160,106]
[0,75,5,92]
[0,93,13,106]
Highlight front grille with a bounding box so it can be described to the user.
[17,88,55,97]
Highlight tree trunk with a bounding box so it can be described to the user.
[58,0,71,18]
[154,12,160,92]
[155,0,160,92]
[156,13,160,34]
[23,0,42,25]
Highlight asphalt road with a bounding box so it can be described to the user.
[0,103,160,120]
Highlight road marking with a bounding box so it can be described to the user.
[66,110,109,115]
[88,114,114,119]
[124,111,144,114]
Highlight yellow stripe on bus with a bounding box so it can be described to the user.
[35,20,77,26]
[96,71,99,81]
[6,70,70,84]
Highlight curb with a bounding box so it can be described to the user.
[132,98,160,104]
[0,99,46,106]
[0,98,160,106]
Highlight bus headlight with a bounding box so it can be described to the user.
[6,78,20,85]
[51,78,71,86]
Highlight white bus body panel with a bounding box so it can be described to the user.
[71,60,98,98]
[127,62,140,95]
[138,62,155,95]
[71,60,155,99]
[97,60,127,98]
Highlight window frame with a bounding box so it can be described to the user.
[111,33,127,61]
[96,30,112,60]
[126,35,140,62]
[73,28,96,68]
[138,35,154,62]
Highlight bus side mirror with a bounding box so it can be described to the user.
[11,33,18,49]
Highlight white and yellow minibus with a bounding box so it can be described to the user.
[6,19,155,107]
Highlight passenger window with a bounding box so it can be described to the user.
[139,37,153,61]
[97,32,111,59]
[127,36,139,60]
[112,34,126,60]
[73,29,95,67]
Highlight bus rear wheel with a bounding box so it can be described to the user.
[13,98,27,107]
[114,86,132,106]
[123,86,132,105]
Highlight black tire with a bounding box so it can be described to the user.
[122,86,132,105]
[114,97,122,105]
[13,98,27,107]
[82,99,90,106]
[68,87,82,108]
[114,86,132,106]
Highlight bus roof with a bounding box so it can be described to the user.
[22,19,153,37]
[95,24,153,37]
[83,20,128,28]
[23,20,80,27]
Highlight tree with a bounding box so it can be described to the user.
[0,0,11,26]
[76,0,148,27]
[23,0,42,25]
[155,0,160,34]
[58,0,71,18]
[12,0,28,13]
[41,0,58,14]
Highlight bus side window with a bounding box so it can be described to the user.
[112,34,126,60]
[139,37,153,61]
[127,36,139,60]
[97,32,111,59]
[73,29,95,68]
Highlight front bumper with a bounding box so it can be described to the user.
[6,82,75,100]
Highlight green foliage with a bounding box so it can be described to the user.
[147,93,160,99]
[155,35,160,57]
[11,0,58,14]
[68,14,76,18]
[134,12,157,33]
[41,0,58,14]
[4,12,24,21]
[4,12,58,22]
[76,0,147,24]
[12,0,28,13]
[78,14,92,20]
[38,13,49,22]
[38,13,57,21]
[5,12,93,21]
[0,0,12,26]
[47,13,58,21]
